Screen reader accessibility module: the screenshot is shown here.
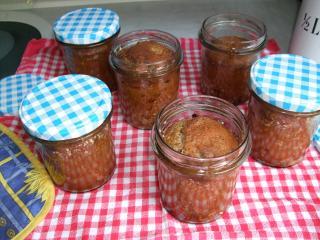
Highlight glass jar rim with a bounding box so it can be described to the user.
[200,13,267,54]
[109,29,183,76]
[151,95,251,174]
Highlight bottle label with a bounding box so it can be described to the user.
[301,12,319,36]
[289,0,320,62]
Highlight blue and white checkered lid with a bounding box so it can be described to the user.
[250,54,320,113]
[0,74,45,116]
[53,8,120,45]
[19,74,112,141]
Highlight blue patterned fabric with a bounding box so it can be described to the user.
[0,124,54,240]
[19,74,112,141]
[0,74,44,116]
[250,54,320,113]
[53,8,120,45]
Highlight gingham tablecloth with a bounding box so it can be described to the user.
[1,38,320,239]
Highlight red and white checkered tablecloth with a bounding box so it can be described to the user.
[1,38,320,239]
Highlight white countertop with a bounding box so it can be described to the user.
[13,0,300,51]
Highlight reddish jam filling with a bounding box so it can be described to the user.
[42,121,116,192]
[201,36,259,105]
[115,40,179,129]
[248,95,312,167]
[60,36,118,91]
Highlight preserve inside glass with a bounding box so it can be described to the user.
[248,91,320,167]
[199,13,266,105]
[151,95,251,223]
[57,32,119,91]
[34,116,116,192]
[109,30,183,129]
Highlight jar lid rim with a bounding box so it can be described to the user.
[250,54,320,113]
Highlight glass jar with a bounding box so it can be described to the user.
[248,54,320,167]
[35,116,115,192]
[199,13,266,105]
[53,8,120,91]
[248,91,319,167]
[57,35,119,91]
[110,30,183,129]
[20,74,116,192]
[151,95,251,223]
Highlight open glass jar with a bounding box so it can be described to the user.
[151,95,251,223]
[19,74,116,192]
[199,13,266,105]
[53,8,120,91]
[248,54,320,167]
[109,30,183,129]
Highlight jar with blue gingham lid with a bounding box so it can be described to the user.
[19,74,116,192]
[53,8,120,91]
[248,54,320,167]
[0,74,44,116]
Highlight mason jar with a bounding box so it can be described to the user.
[109,30,183,129]
[151,95,251,223]
[53,8,120,91]
[248,54,320,167]
[199,13,266,105]
[20,74,116,192]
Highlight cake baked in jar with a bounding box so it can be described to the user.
[151,95,251,223]
[19,74,116,192]
[109,30,183,129]
[248,54,320,167]
[53,8,120,91]
[199,13,266,105]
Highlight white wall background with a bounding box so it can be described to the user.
[0,0,300,50]
[0,0,164,10]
